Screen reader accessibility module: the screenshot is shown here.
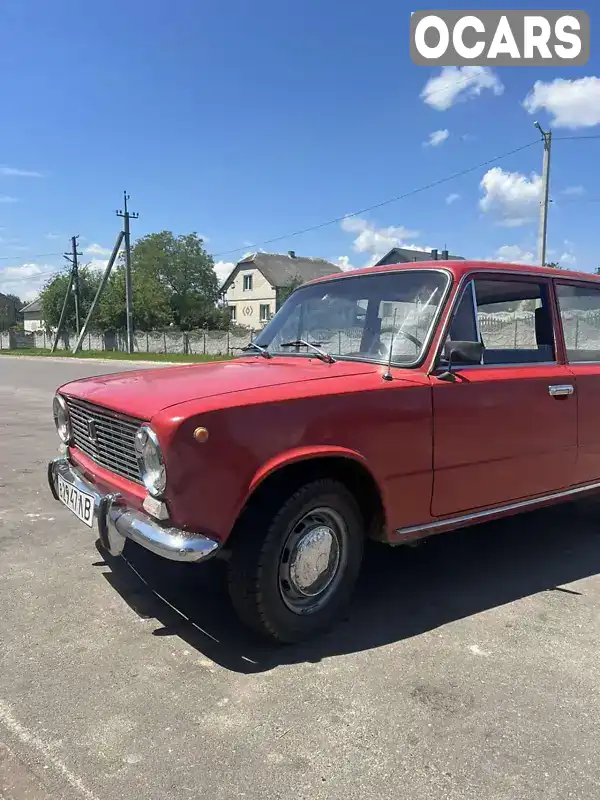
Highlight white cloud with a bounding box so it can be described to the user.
[559,251,577,266]
[493,244,536,264]
[0,165,42,178]
[84,243,112,257]
[446,193,461,205]
[45,232,61,240]
[421,66,504,111]
[479,167,542,227]
[88,258,109,274]
[491,243,577,268]
[0,263,56,301]
[340,215,422,262]
[563,185,585,196]
[523,77,600,129]
[213,260,235,287]
[335,255,356,271]
[423,129,449,147]
[0,195,18,203]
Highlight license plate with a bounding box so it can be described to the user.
[57,474,95,528]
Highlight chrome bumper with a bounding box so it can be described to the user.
[47,457,220,563]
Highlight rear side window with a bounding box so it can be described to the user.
[556,283,600,362]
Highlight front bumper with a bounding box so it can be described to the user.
[47,457,220,563]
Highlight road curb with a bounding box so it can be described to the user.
[0,354,181,366]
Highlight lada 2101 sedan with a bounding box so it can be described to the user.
[48,260,600,642]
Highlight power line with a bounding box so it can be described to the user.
[0,251,63,262]
[557,196,600,204]
[554,134,600,141]
[0,267,63,283]
[213,139,539,258]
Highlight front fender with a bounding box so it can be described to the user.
[247,445,375,495]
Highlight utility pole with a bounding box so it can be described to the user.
[50,268,75,354]
[534,121,552,267]
[116,191,138,353]
[63,236,82,336]
[72,231,125,353]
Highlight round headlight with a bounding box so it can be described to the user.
[134,425,167,497]
[53,394,72,444]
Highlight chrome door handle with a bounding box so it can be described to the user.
[548,384,574,397]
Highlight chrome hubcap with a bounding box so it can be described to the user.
[278,507,347,615]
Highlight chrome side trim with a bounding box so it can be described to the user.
[395,480,600,539]
[548,384,574,397]
[48,457,220,563]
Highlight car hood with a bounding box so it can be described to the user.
[58,356,379,420]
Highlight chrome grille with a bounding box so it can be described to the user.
[65,397,143,484]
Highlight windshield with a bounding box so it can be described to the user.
[251,269,449,365]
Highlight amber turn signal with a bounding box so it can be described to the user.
[193,426,209,444]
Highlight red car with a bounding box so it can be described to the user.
[48,259,600,642]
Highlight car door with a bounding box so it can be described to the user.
[431,273,578,518]
[555,279,600,486]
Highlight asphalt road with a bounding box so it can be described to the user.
[1,355,600,800]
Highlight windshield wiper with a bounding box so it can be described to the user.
[280,339,336,364]
[241,341,272,359]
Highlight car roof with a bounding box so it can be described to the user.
[306,260,600,286]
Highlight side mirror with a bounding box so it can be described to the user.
[444,340,484,365]
[438,340,484,382]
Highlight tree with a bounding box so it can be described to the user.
[39,267,101,332]
[0,293,24,329]
[5,293,24,311]
[545,261,562,269]
[276,275,304,311]
[129,232,220,329]
[96,265,172,331]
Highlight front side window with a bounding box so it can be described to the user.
[251,270,449,365]
[556,283,600,362]
[443,277,555,365]
[259,303,270,322]
[243,274,253,291]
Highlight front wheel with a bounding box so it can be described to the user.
[228,479,364,643]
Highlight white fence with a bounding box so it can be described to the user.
[0,329,256,356]
[2,310,600,355]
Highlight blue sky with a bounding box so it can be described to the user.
[1,0,599,300]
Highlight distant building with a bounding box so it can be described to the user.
[220,251,341,328]
[21,298,44,332]
[375,247,464,266]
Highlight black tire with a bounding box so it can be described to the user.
[228,478,364,643]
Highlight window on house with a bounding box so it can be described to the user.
[243,274,253,291]
[260,304,270,322]
[556,283,600,362]
[444,278,555,365]
[229,306,236,322]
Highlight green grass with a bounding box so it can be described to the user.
[0,348,232,363]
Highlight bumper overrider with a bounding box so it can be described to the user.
[47,457,220,563]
